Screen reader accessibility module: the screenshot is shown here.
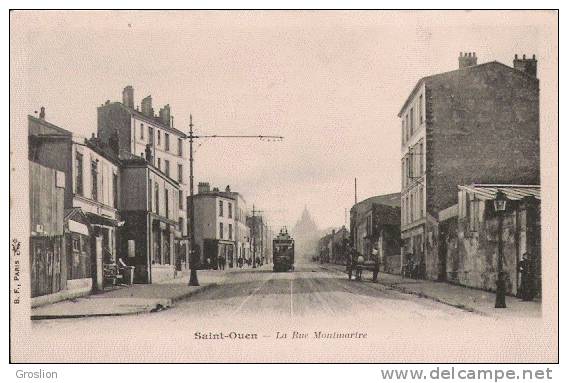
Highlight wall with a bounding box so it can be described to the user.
[72,140,120,212]
[427,63,540,215]
[443,198,540,295]
[29,161,65,236]
[97,103,131,156]
[120,166,148,211]
[119,210,149,283]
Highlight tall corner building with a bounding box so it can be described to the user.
[398,52,540,280]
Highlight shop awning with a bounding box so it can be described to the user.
[68,220,90,236]
[458,184,540,201]
[86,212,120,227]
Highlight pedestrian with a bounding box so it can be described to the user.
[518,253,535,301]
[372,246,380,283]
[219,256,225,270]
[356,253,364,281]
[346,246,353,281]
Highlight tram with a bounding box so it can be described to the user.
[272,227,295,272]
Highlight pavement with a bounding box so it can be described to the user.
[30,269,227,320]
[28,262,551,362]
[319,262,541,317]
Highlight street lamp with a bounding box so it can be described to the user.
[494,189,508,308]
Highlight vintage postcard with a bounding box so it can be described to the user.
[9,10,558,363]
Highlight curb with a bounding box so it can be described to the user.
[30,283,218,320]
[318,264,484,315]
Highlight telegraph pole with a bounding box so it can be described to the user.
[186,116,283,286]
[188,115,198,285]
[251,205,264,269]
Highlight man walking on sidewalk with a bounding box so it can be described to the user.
[372,245,380,283]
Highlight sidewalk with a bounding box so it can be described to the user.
[31,270,225,320]
[320,263,541,317]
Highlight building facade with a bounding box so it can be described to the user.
[228,188,251,267]
[97,86,189,269]
[438,185,541,296]
[29,113,122,290]
[399,53,540,280]
[118,157,180,283]
[193,183,236,268]
[350,194,401,270]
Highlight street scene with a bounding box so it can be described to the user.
[11,11,557,363]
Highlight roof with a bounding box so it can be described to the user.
[398,61,539,117]
[351,192,401,214]
[458,184,540,201]
[28,115,72,136]
[104,102,187,138]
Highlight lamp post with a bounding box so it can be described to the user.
[494,190,508,308]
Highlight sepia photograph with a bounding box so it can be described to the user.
[9,9,558,364]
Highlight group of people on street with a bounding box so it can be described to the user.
[345,244,381,283]
[342,243,538,302]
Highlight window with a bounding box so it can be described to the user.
[418,187,424,218]
[148,179,153,211]
[165,133,170,151]
[410,193,414,222]
[410,107,414,136]
[229,224,233,240]
[401,120,406,145]
[179,217,183,231]
[401,198,405,226]
[72,237,80,252]
[75,152,83,196]
[419,95,424,124]
[164,160,170,177]
[219,200,224,217]
[178,138,183,157]
[406,195,410,224]
[179,190,183,209]
[165,189,169,218]
[419,142,424,176]
[177,164,183,183]
[148,126,154,145]
[141,123,144,139]
[405,114,409,142]
[91,160,98,201]
[228,202,232,218]
[112,173,118,208]
[157,130,161,146]
[219,222,224,239]
[155,182,160,215]
[157,158,161,170]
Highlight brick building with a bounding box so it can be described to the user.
[399,53,540,280]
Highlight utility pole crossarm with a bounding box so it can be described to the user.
[186,114,283,286]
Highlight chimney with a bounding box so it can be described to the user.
[39,106,45,120]
[141,95,153,117]
[198,182,210,194]
[145,143,153,163]
[122,86,134,108]
[225,185,231,192]
[458,52,478,69]
[159,104,171,127]
[513,54,537,77]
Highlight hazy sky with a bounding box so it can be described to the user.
[12,10,557,230]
